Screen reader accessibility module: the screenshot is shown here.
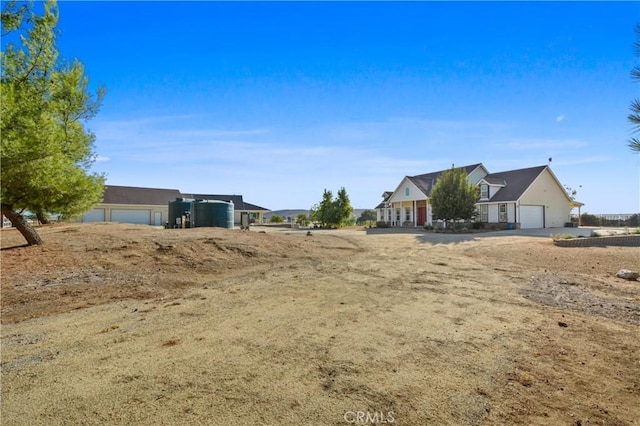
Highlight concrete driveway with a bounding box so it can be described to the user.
[364,226,598,244]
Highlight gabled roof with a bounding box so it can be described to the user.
[102,185,182,205]
[478,165,547,203]
[101,186,269,211]
[481,177,506,186]
[375,191,393,209]
[408,163,484,197]
[180,193,269,211]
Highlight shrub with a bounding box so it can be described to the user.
[551,234,575,240]
[269,215,284,223]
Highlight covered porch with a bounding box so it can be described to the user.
[379,199,430,227]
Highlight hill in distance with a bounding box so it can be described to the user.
[265,209,370,220]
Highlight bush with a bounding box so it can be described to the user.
[269,215,284,223]
[471,221,485,230]
[376,221,389,228]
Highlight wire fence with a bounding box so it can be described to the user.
[571,213,640,227]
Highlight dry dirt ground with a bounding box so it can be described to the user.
[1,222,639,426]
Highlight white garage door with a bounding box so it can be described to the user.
[520,205,544,229]
[110,209,150,225]
[82,208,105,222]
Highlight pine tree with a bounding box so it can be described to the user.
[629,24,640,152]
[1,0,105,245]
[310,188,354,228]
[335,187,354,227]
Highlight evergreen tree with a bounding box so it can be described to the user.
[629,24,640,152]
[430,165,479,228]
[335,187,354,227]
[1,0,105,244]
[311,188,354,228]
[314,189,336,227]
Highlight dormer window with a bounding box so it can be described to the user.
[405,187,410,196]
[480,184,489,199]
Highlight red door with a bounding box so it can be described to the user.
[417,206,426,226]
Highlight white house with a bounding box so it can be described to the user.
[378,164,579,229]
[377,164,487,227]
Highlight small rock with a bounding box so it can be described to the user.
[558,321,568,328]
[616,269,639,281]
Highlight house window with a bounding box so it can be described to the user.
[395,208,401,221]
[405,187,410,196]
[480,204,488,222]
[388,210,392,221]
[405,207,411,221]
[480,184,489,199]
[499,204,507,222]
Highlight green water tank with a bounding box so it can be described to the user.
[168,198,194,228]
[192,200,234,229]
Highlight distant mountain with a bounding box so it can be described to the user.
[265,209,371,220]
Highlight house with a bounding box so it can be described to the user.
[79,185,269,226]
[377,164,488,227]
[378,164,579,229]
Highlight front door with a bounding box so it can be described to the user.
[417,206,426,226]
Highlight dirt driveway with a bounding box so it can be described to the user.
[1,223,639,425]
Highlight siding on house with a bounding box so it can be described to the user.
[519,168,572,228]
[388,178,423,203]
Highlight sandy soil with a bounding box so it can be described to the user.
[1,222,639,425]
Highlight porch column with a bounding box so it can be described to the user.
[578,206,582,226]
[413,200,417,227]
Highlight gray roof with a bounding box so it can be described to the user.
[478,165,547,203]
[483,177,506,185]
[101,186,269,211]
[375,191,393,209]
[102,185,182,205]
[408,163,483,197]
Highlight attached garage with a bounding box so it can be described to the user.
[519,205,544,229]
[82,208,105,222]
[110,209,151,225]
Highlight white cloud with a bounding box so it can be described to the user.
[556,114,565,122]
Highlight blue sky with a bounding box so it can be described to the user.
[48,1,640,212]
